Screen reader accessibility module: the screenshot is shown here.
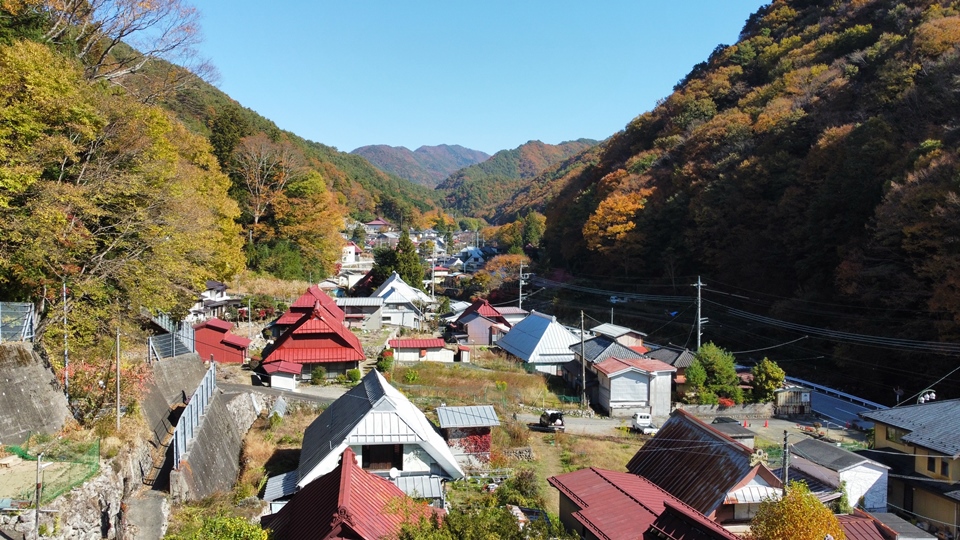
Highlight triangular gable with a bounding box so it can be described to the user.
[372,272,433,305]
[455,299,506,326]
[267,302,364,363]
[289,285,344,319]
[297,371,463,489]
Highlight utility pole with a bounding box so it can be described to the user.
[610,307,614,324]
[116,325,121,432]
[247,297,253,339]
[691,276,707,350]
[781,430,789,495]
[35,452,43,535]
[580,311,586,409]
[62,280,68,397]
[431,241,436,300]
[518,263,524,310]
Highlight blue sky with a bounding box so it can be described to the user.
[196,2,769,155]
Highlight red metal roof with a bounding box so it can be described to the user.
[265,302,365,364]
[630,345,651,354]
[548,468,738,540]
[594,356,677,376]
[837,514,886,540]
[261,448,439,539]
[289,285,344,318]
[388,338,446,349]
[262,360,302,375]
[221,333,252,348]
[192,317,233,332]
[454,299,508,326]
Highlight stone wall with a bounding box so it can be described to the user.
[169,390,257,502]
[0,343,70,446]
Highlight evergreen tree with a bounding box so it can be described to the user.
[694,342,742,403]
[751,357,786,403]
[395,229,424,289]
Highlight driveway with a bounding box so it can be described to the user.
[516,413,626,437]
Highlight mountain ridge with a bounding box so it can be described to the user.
[351,143,490,188]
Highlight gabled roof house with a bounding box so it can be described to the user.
[270,285,344,338]
[371,272,434,330]
[261,448,438,540]
[497,311,580,375]
[264,370,464,508]
[590,323,647,349]
[192,317,251,364]
[593,356,675,419]
[626,409,782,531]
[453,299,512,346]
[859,399,960,539]
[564,335,645,404]
[789,437,889,512]
[549,467,739,540]
[262,301,364,379]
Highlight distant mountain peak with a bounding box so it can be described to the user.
[352,144,490,188]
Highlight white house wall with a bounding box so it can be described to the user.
[395,349,455,363]
[402,444,435,473]
[649,373,672,419]
[840,463,888,512]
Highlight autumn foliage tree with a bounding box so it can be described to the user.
[747,482,846,540]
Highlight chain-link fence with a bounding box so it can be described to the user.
[5,437,100,505]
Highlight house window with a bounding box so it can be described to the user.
[362,444,402,471]
[886,426,908,444]
[928,456,936,472]
[941,460,949,477]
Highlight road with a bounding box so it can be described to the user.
[219,382,338,405]
[811,391,876,430]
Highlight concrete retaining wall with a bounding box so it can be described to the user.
[0,343,70,445]
[674,403,774,420]
[169,390,257,501]
[142,353,209,446]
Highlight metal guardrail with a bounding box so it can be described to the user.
[0,302,35,343]
[784,376,885,410]
[172,364,217,470]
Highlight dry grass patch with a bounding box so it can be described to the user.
[229,271,311,301]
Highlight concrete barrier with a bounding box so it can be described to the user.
[0,343,70,445]
[169,390,257,501]
[142,353,209,447]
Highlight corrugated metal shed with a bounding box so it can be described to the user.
[436,405,500,428]
[590,323,646,339]
[626,409,782,516]
[497,311,579,364]
[860,399,960,457]
[837,514,888,540]
[394,475,445,499]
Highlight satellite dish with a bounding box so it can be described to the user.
[389,467,399,479]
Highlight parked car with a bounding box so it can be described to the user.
[609,296,628,304]
[632,412,659,435]
[538,410,565,432]
[712,416,739,424]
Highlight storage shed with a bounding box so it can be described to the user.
[193,317,251,363]
[774,386,812,416]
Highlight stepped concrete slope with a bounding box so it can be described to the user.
[0,343,70,445]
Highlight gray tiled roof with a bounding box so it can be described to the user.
[646,345,697,368]
[571,335,643,363]
[790,438,885,473]
[436,405,500,428]
[860,399,960,457]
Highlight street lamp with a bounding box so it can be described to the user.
[917,388,936,404]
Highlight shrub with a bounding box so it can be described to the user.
[335,374,348,384]
[311,366,327,384]
[403,369,420,384]
[346,368,361,382]
[376,353,394,373]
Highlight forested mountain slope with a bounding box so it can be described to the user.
[352,144,490,188]
[531,0,960,395]
[436,139,597,221]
